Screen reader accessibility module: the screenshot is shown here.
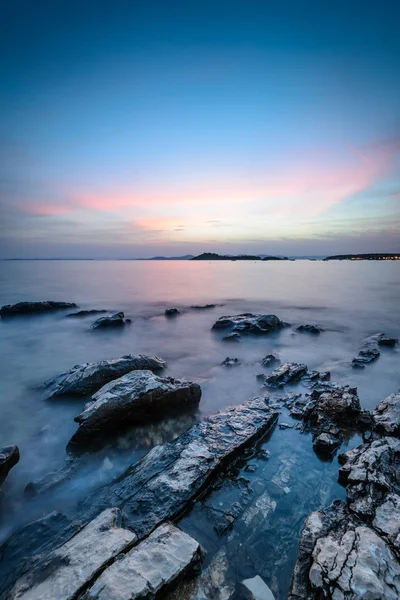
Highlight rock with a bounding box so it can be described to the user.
[212,313,286,335]
[90,311,127,329]
[241,575,275,600]
[221,357,241,367]
[279,423,294,429]
[165,308,180,317]
[69,371,202,449]
[65,309,107,318]
[81,523,205,599]
[24,457,80,498]
[222,333,241,342]
[372,392,400,437]
[79,397,278,539]
[352,332,397,368]
[9,508,136,600]
[302,385,362,425]
[263,362,308,388]
[0,301,77,318]
[296,325,323,334]
[378,335,398,347]
[0,445,20,485]
[312,433,341,455]
[261,354,280,367]
[190,304,219,310]
[42,354,166,399]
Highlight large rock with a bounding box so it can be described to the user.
[8,508,136,600]
[42,354,166,399]
[81,523,204,599]
[68,371,202,449]
[373,392,400,437]
[212,313,286,335]
[0,445,20,485]
[263,362,308,388]
[79,397,278,539]
[90,311,127,329]
[302,385,362,425]
[0,301,77,318]
[352,332,397,368]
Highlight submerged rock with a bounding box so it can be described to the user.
[212,313,286,335]
[261,354,280,367]
[296,324,323,334]
[0,301,77,318]
[165,308,180,317]
[372,392,400,437]
[42,354,166,399]
[65,309,107,318]
[263,362,308,388]
[90,311,127,329]
[221,357,241,367]
[352,332,397,368]
[69,371,201,449]
[0,445,20,485]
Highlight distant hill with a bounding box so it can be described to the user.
[323,253,400,261]
[190,252,288,261]
[147,255,194,260]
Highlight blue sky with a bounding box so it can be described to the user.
[1,0,399,257]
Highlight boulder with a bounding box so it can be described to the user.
[352,332,397,368]
[302,385,361,425]
[81,523,205,599]
[296,324,323,334]
[221,357,241,367]
[263,362,308,388]
[312,433,341,455]
[90,311,127,329]
[0,301,77,318]
[69,371,201,449]
[372,392,400,437]
[42,354,166,399]
[212,313,286,335]
[0,445,20,485]
[165,308,180,317]
[261,354,280,367]
[241,575,276,600]
[65,309,107,318]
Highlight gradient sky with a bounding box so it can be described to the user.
[1,0,399,258]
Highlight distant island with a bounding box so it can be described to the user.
[323,253,400,261]
[190,253,289,261]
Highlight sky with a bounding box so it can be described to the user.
[1,0,399,258]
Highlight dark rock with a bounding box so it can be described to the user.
[90,311,126,329]
[222,333,241,342]
[68,371,202,449]
[42,354,166,399]
[24,457,80,499]
[221,357,241,367]
[0,301,77,318]
[65,309,107,318]
[165,308,180,317]
[263,362,308,388]
[212,313,286,335]
[0,445,20,485]
[190,304,222,310]
[125,318,132,324]
[352,333,397,368]
[312,433,341,455]
[378,335,398,347]
[296,324,323,334]
[261,354,280,367]
[373,392,400,437]
[302,385,361,425]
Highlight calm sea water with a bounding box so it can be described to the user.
[0,259,399,596]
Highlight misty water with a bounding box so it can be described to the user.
[0,259,399,598]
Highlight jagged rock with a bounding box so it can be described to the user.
[42,354,166,399]
[0,301,77,318]
[66,309,107,318]
[221,357,241,367]
[212,313,286,335]
[222,333,241,342]
[352,332,397,368]
[90,311,127,329]
[312,433,341,455]
[302,385,361,425]
[0,445,20,485]
[69,371,202,449]
[261,354,280,367]
[79,398,278,539]
[263,362,308,388]
[81,523,205,599]
[8,509,136,600]
[373,392,400,437]
[165,308,180,317]
[296,325,323,334]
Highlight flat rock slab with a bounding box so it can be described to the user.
[373,392,400,437]
[91,311,126,329]
[82,523,204,599]
[79,398,278,539]
[42,354,166,399]
[212,313,285,335]
[0,301,77,317]
[69,371,202,448]
[263,362,308,387]
[0,445,20,485]
[9,508,136,600]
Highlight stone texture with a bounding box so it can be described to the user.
[0,301,77,317]
[212,313,286,335]
[312,433,341,455]
[373,392,400,437]
[82,523,204,599]
[69,370,201,449]
[42,354,166,399]
[302,385,361,425]
[0,445,20,485]
[90,311,127,329]
[352,332,397,368]
[241,575,276,600]
[263,362,308,388]
[296,325,323,334]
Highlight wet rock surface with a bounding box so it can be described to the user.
[372,392,400,436]
[0,445,20,486]
[212,314,286,335]
[352,332,397,368]
[42,354,166,399]
[65,309,107,318]
[262,363,308,388]
[296,325,323,334]
[0,301,77,318]
[68,370,202,449]
[90,311,127,329]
